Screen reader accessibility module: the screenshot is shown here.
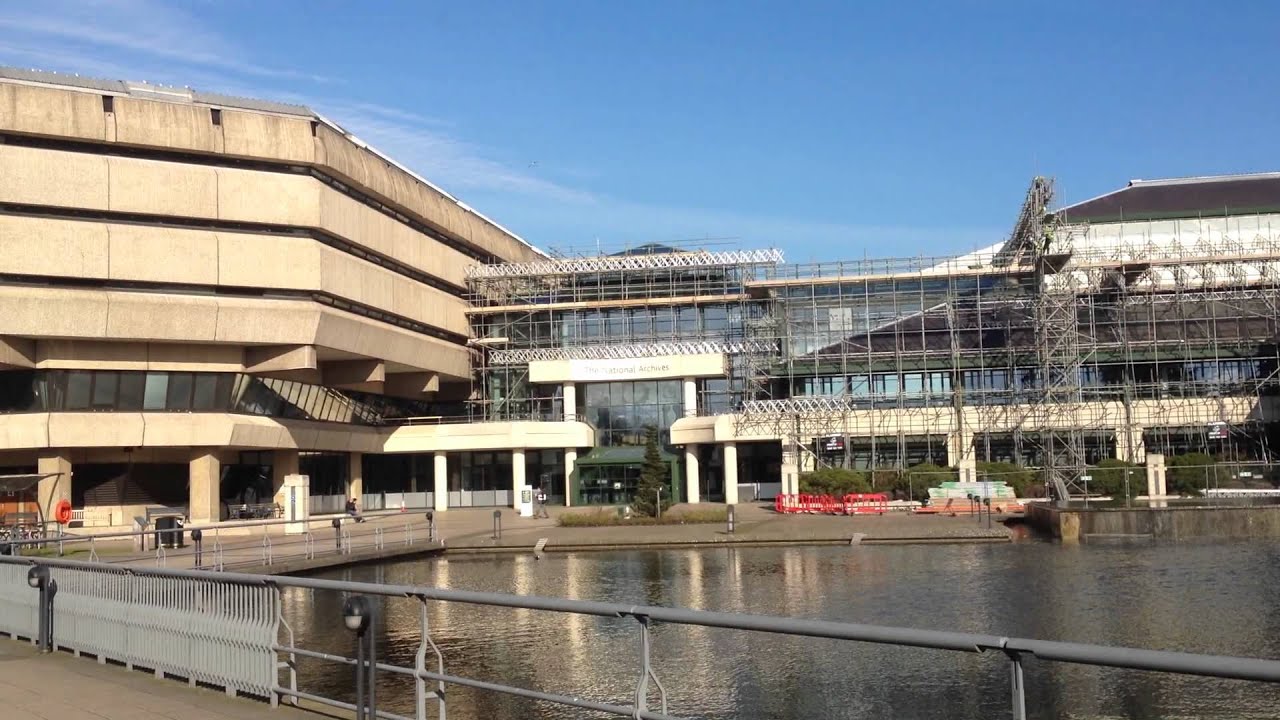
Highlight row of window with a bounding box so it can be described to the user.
[0,370,434,425]
[474,303,760,346]
[793,361,1267,399]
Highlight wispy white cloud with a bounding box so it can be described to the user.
[0,0,999,260]
[313,99,598,205]
[0,0,329,83]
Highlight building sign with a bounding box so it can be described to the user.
[530,353,725,383]
[1207,422,1229,440]
[568,358,676,381]
[820,435,845,453]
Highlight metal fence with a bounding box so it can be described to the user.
[0,511,439,572]
[2,555,1280,719]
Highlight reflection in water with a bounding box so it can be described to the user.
[282,543,1280,720]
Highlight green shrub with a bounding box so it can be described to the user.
[1087,458,1142,497]
[973,461,1037,497]
[556,507,728,527]
[1166,453,1222,495]
[799,467,870,496]
[903,463,956,497]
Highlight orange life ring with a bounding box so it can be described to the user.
[54,499,73,525]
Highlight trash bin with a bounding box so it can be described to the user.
[154,516,185,549]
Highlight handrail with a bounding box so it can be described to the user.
[0,508,422,548]
[5,554,1280,684]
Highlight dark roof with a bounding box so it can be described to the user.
[1059,173,1280,224]
[610,243,684,257]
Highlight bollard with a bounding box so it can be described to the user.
[983,497,992,529]
[27,566,55,652]
[332,518,342,550]
[492,510,502,540]
[343,595,377,720]
[191,528,203,567]
[425,512,435,543]
[726,504,736,534]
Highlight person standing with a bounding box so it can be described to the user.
[535,488,550,519]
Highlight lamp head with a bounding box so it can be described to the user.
[342,594,371,634]
[26,565,49,589]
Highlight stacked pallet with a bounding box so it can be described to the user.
[916,481,1024,514]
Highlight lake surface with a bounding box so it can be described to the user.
[282,542,1280,719]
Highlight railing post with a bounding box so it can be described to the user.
[191,528,203,568]
[1007,651,1027,720]
[631,614,668,718]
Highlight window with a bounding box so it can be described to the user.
[703,305,728,333]
[65,372,92,410]
[118,373,145,410]
[91,372,118,408]
[143,373,169,410]
[192,374,220,410]
[166,373,194,410]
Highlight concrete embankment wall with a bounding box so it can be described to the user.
[1027,503,1280,543]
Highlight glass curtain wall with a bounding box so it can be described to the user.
[579,380,683,446]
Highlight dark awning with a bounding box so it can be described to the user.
[0,474,51,493]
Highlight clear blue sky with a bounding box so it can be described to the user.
[2,1,1277,261]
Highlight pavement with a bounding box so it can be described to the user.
[434,501,1013,553]
[0,640,343,720]
[26,502,1012,575]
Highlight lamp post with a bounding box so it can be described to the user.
[27,565,56,653]
[343,595,376,720]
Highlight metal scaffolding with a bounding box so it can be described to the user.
[465,178,1280,492]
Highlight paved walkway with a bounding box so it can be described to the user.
[33,503,1012,575]
[0,640,341,720]
[435,502,1013,553]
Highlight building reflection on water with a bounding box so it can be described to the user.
[278,544,1280,720]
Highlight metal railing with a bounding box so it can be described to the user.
[1,555,1279,719]
[0,510,441,571]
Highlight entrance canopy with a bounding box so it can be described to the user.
[0,474,47,493]
[575,446,679,468]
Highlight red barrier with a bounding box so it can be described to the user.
[842,493,889,515]
[775,493,889,515]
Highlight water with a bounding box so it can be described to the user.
[282,542,1280,719]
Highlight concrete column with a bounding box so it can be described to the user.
[563,382,577,422]
[433,452,447,512]
[188,452,221,524]
[1146,453,1167,497]
[273,450,299,506]
[1116,426,1145,463]
[723,442,739,505]
[799,442,816,473]
[947,430,977,483]
[512,449,526,508]
[347,452,364,502]
[36,453,71,527]
[780,440,799,495]
[564,449,577,507]
[684,444,701,504]
[683,377,697,417]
